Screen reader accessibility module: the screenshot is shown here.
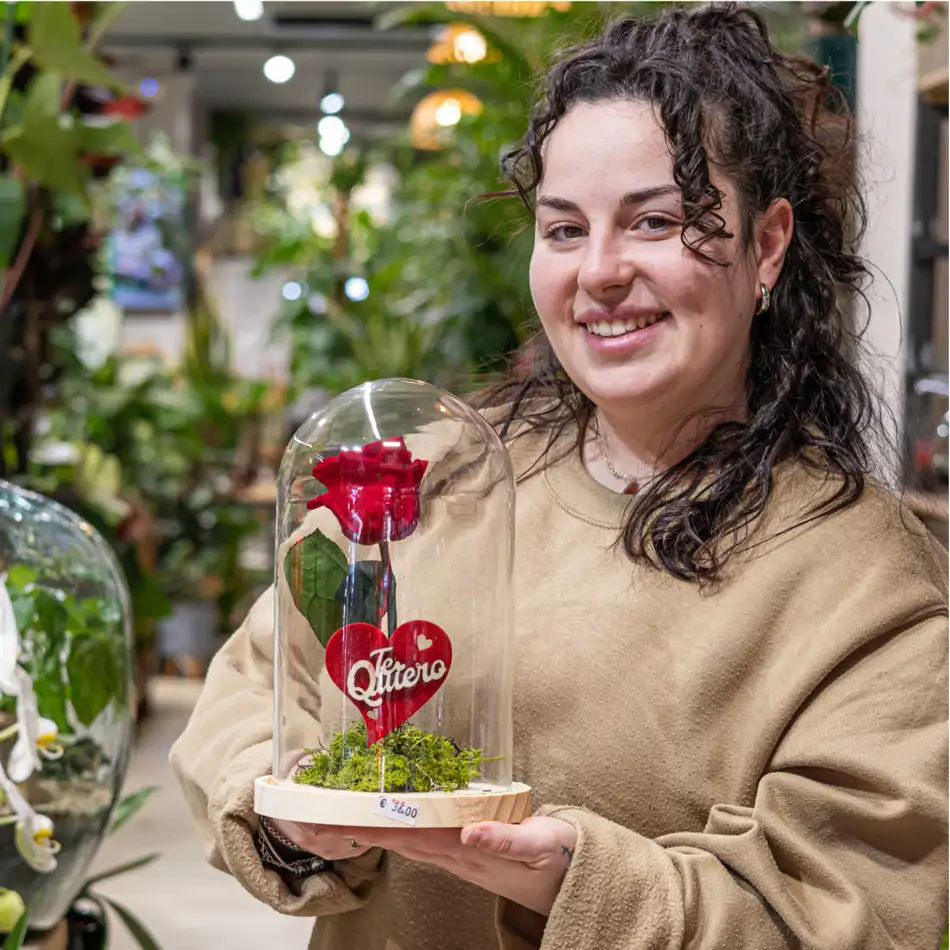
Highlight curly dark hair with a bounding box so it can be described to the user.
[475,1,889,584]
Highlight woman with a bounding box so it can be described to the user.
[170,5,948,949]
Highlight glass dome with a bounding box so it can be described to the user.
[0,481,133,929]
[255,378,529,828]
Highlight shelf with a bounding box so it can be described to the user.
[919,65,949,104]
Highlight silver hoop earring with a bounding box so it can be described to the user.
[754,282,771,316]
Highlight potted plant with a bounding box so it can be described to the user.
[0,481,134,938]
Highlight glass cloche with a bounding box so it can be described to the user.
[254,379,530,828]
[0,481,133,929]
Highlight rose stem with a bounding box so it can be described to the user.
[379,539,397,637]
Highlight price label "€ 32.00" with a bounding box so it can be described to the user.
[375,795,420,826]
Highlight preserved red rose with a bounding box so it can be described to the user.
[306,438,428,546]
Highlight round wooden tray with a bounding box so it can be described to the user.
[254,775,532,828]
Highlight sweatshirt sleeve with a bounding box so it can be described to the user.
[168,584,383,917]
[500,609,949,950]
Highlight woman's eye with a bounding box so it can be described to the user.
[638,215,674,233]
[544,224,585,242]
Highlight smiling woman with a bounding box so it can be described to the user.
[170,4,948,950]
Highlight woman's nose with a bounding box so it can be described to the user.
[576,232,634,298]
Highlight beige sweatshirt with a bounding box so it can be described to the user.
[170,439,949,950]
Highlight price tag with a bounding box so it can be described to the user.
[375,795,420,826]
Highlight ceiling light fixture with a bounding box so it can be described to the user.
[263,54,295,84]
[320,92,345,115]
[445,1,570,14]
[427,25,494,65]
[410,90,482,149]
[318,114,350,156]
[234,0,264,21]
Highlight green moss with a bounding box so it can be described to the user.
[292,721,499,793]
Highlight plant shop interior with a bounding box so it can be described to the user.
[0,1,946,949]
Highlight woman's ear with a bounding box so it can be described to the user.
[755,197,794,288]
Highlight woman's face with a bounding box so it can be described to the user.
[530,100,774,424]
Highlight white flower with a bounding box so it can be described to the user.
[7,668,62,784]
[0,760,59,874]
[0,579,21,696]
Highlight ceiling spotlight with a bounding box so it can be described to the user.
[320,138,345,157]
[139,78,159,98]
[318,114,350,157]
[454,29,487,63]
[264,54,295,84]
[234,0,264,21]
[318,115,347,139]
[320,92,345,115]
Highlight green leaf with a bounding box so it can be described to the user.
[20,72,60,124]
[337,560,393,627]
[0,50,32,130]
[1,906,28,950]
[28,3,123,89]
[66,635,116,725]
[2,73,84,196]
[284,527,349,612]
[0,175,24,270]
[99,896,161,950]
[109,786,159,836]
[33,677,69,735]
[76,120,140,157]
[305,594,343,648]
[84,852,159,887]
[4,565,37,591]
[88,3,129,49]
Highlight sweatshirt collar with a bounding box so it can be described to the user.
[542,446,631,529]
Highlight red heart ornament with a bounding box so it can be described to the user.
[325,620,452,745]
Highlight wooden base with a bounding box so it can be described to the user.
[254,775,532,828]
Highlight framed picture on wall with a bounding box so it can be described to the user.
[104,163,189,312]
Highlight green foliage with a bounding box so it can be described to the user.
[0,175,24,268]
[0,903,27,950]
[341,560,394,627]
[24,344,271,633]
[285,528,346,647]
[28,3,123,90]
[0,563,127,730]
[293,720,496,793]
[95,896,160,950]
[108,784,160,836]
[284,531,397,645]
[0,3,135,207]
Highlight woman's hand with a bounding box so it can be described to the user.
[331,816,577,915]
[267,817,375,861]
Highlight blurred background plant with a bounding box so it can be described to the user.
[246,0,866,403]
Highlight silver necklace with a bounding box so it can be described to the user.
[599,437,646,496]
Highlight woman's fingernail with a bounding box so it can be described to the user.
[463,829,483,846]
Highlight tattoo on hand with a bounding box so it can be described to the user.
[561,845,575,863]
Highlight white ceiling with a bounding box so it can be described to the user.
[103,2,435,131]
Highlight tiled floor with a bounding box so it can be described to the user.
[88,678,313,950]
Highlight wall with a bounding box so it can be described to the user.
[854,2,919,480]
